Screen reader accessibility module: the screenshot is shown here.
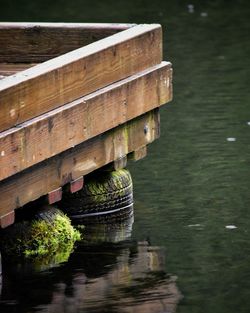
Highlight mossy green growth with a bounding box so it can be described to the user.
[86,169,132,195]
[1,211,81,259]
[83,169,132,205]
[26,237,77,271]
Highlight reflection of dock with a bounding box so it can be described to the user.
[0,23,172,228]
[0,240,181,313]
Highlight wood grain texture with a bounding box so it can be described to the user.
[0,63,37,76]
[0,23,134,62]
[0,24,162,132]
[0,62,172,181]
[0,110,160,223]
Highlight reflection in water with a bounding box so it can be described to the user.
[0,213,181,313]
[82,211,134,244]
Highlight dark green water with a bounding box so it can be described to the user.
[1,0,250,312]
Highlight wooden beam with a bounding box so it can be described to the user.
[0,24,162,132]
[69,176,84,194]
[0,23,134,63]
[0,211,15,228]
[46,187,62,205]
[0,62,172,181]
[0,110,160,223]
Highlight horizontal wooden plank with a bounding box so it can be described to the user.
[0,110,160,222]
[0,63,37,76]
[0,24,162,132]
[0,62,172,181]
[0,23,134,63]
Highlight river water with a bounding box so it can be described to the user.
[1,1,250,312]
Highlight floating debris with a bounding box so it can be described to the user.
[188,224,202,227]
[201,12,208,17]
[225,225,237,230]
[227,137,236,142]
[187,4,194,13]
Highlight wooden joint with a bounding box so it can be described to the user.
[0,211,15,228]
[129,146,147,161]
[70,176,84,193]
[101,156,127,172]
[47,187,62,204]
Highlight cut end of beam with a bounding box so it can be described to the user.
[0,210,15,228]
[47,187,62,204]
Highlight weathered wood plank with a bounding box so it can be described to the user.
[0,63,37,76]
[0,24,162,132]
[0,62,172,181]
[0,110,160,223]
[0,23,134,63]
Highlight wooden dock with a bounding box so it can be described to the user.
[0,22,172,228]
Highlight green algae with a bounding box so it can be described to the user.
[85,169,132,197]
[1,211,81,259]
[82,169,133,205]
